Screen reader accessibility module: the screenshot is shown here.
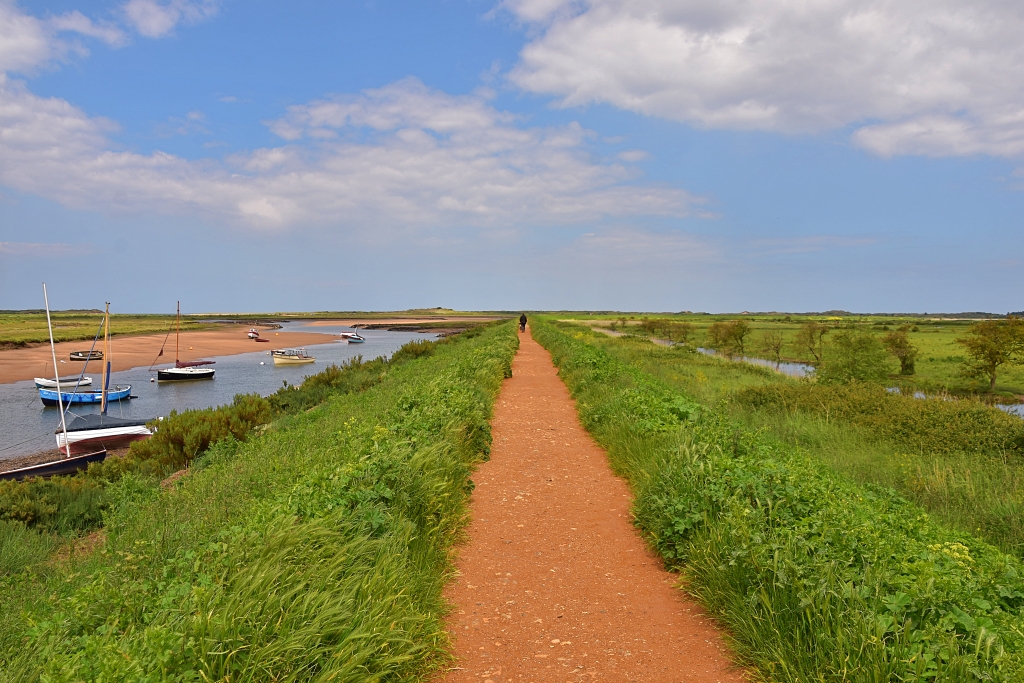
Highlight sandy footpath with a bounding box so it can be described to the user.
[0,326,334,385]
[436,328,746,683]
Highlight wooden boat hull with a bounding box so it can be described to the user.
[35,376,92,389]
[272,355,315,365]
[157,367,215,381]
[56,414,152,455]
[0,450,107,481]
[39,385,131,406]
[70,351,103,361]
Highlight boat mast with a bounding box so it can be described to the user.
[43,283,69,457]
[175,300,180,367]
[101,303,110,415]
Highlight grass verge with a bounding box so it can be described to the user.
[532,318,1024,682]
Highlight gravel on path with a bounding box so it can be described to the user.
[437,327,747,683]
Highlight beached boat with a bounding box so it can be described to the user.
[154,302,216,381]
[0,450,108,481]
[248,328,260,339]
[35,376,92,389]
[56,414,152,455]
[70,350,103,361]
[272,348,315,365]
[40,384,131,406]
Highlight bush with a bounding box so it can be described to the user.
[817,329,892,384]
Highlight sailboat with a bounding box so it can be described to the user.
[55,302,152,455]
[1,287,112,481]
[156,302,215,381]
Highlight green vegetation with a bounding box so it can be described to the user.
[0,323,517,681]
[0,311,213,346]
[533,318,1024,681]
[564,312,1024,397]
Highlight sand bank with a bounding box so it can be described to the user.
[0,326,334,385]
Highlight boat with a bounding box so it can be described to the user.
[247,328,260,339]
[0,450,108,481]
[338,332,365,343]
[271,348,315,365]
[255,338,270,343]
[40,384,131,406]
[70,350,103,361]
[56,414,152,455]
[155,302,216,381]
[35,376,92,389]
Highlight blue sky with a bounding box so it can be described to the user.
[1,0,1022,313]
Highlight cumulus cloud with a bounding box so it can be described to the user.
[0,75,697,230]
[506,0,1024,158]
[0,1,124,73]
[121,0,217,38]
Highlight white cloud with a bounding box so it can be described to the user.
[0,1,124,73]
[0,75,697,230]
[507,0,1024,158]
[121,0,217,38]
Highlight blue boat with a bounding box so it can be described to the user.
[39,384,131,407]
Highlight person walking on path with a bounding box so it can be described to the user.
[437,329,746,683]
[519,313,527,332]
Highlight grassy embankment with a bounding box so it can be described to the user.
[0,312,213,347]
[533,318,1024,681]
[0,323,517,681]
[562,313,1024,398]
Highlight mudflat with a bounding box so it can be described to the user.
[0,326,333,384]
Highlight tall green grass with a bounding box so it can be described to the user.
[533,319,1024,682]
[0,322,518,681]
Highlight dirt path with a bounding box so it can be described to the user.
[437,328,746,683]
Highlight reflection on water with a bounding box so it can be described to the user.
[0,324,435,462]
[998,404,1024,417]
[696,348,816,377]
[885,386,1024,419]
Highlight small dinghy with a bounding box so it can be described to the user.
[271,348,315,365]
[70,350,103,361]
[35,376,92,389]
[247,328,260,339]
[0,450,108,481]
[56,414,152,455]
[40,384,131,406]
[338,332,366,343]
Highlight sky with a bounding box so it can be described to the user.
[1,0,1022,314]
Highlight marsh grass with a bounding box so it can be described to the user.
[533,318,1024,682]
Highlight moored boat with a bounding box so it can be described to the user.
[153,302,215,381]
[248,328,260,339]
[70,350,103,361]
[338,332,366,343]
[271,348,315,365]
[40,384,131,406]
[0,450,108,481]
[56,414,152,455]
[35,376,92,389]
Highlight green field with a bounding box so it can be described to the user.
[533,318,1024,681]
[560,313,1024,398]
[0,312,213,346]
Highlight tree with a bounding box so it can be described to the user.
[817,330,891,384]
[706,321,730,349]
[725,320,752,355]
[882,326,918,375]
[795,321,829,362]
[669,321,695,345]
[759,330,785,364]
[956,317,1024,392]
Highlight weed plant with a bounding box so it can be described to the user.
[532,318,1024,681]
[0,321,518,681]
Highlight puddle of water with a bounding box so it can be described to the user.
[696,348,816,377]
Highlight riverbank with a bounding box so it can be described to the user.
[0,326,334,385]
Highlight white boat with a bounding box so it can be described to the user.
[154,302,215,381]
[247,328,260,339]
[35,376,92,389]
[56,414,152,455]
[338,332,365,343]
[271,348,315,365]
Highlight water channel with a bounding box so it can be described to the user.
[0,323,435,463]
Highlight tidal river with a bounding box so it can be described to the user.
[0,323,434,462]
